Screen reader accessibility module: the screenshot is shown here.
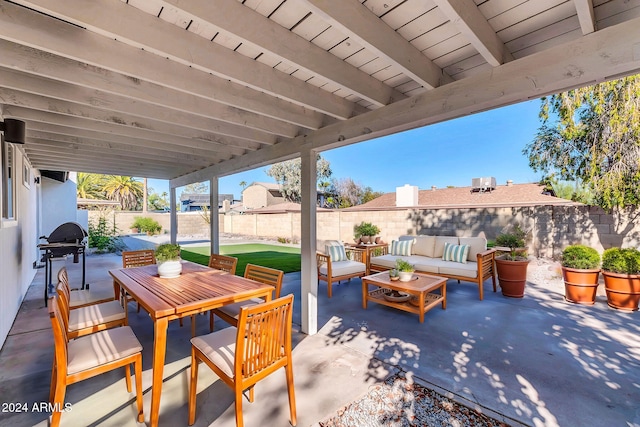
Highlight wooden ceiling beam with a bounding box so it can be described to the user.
[0,4,324,129]
[161,0,405,107]
[574,0,596,34]
[432,0,513,66]
[10,0,359,119]
[300,0,452,89]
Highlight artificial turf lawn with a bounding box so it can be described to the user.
[180,243,301,276]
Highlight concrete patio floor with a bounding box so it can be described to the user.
[1,245,639,427]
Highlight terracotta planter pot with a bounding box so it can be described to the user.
[602,270,640,311]
[495,257,529,298]
[562,267,600,305]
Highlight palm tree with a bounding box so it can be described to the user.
[76,173,105,199]
[102,175,143,210]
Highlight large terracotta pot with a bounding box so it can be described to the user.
[495,257,529,298]
[562,267,600,305]
[602,271,640,311]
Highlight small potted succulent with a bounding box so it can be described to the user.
[494,225,529,298]
[354,222,381,244]
[389,268,400,281]
[601,247,640,311]
[561,245,601,305]
[395,259,415,282]
[155,243,182,278]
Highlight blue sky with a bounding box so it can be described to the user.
[145,99,544,200]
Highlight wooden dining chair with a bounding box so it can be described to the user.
[208,253,238,273]
[189,294,296,427]
[191,254,239,336]
[48,296,144,427]
[211,264,284,330]
[56,280,127,340]
[121,249,156,311]
[57,267,116,309]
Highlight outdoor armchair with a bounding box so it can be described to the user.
[317,241,366,298]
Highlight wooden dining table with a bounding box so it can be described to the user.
[109,261,274,427]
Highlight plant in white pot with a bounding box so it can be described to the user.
[395,259,415,282]
[155,243,182,278]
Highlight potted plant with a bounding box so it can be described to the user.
[354,222,380,244]
[601,247,640,311]
[395,259,415,282]
[155,243,182,278]
[494,226,529,298]
[561,245,601,305]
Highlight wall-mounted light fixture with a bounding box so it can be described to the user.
[0,119,26,144]
[34,176,40,184]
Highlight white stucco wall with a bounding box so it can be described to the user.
[0,146,39,349]
[41,172,78,237]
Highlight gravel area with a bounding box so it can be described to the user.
[320,373,512,427]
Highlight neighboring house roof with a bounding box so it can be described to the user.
[77,198,120,208]
[349,183,580,210]
[244,182,281,191]
[246,201,331,214]
[180,193,234,205]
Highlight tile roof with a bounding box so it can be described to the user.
[348,183,580,210]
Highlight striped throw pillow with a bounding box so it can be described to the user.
[326,243,347,262]
[442,243,470,264]
[390,240,412,256]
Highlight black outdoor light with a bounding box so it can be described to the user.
[0,118,26,144]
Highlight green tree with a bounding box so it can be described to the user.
[76,173,106,199]
[266,155,332,203]
[524,75,640,209]
[147,187,169,210]
[183,181,208,194]
[103,175,143,210]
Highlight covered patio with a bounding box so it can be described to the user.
[1,247,638,426]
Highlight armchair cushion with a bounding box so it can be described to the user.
[442,243,470,264]
[319,260,366,277]
[325,241,347,262]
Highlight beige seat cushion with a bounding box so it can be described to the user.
[69,286,115,308]
[215,298,263,320]
[67,326,142,375]
[459,237,487,262]
[319,260,366,277]
[434,237,459,258]
[439,262,478,279]
[191,327,238,378]
[68,300,126,331]
[413,236,436,257]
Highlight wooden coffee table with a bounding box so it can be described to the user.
[362,271,447,323]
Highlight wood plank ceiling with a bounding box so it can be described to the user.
[1,0,639,182]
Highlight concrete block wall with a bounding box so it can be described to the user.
[89,205,640,258]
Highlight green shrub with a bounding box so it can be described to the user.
[395,259,414,272]
[88,216,122,253]
[155,243,181,262]
[495,225,527,261]
[131,217,162,234]
[561,245,600,269]
[602,248,640,274]
[353,222,380,238]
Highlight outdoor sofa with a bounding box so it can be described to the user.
[367,235,496,300]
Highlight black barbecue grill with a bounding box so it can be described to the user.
[38,222,88,305]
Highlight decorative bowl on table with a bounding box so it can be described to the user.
[383,290,411,303]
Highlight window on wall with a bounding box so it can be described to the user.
[2,137,15,220]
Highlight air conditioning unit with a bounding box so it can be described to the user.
[471,177,496,192]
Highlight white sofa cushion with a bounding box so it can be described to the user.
[434,236,459,258]
[319,260,366,277]
[459,237,487,262]
[439,262,478,279]
[407,255,439,274]
[369,254,403,269]
[413,236,436,257]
